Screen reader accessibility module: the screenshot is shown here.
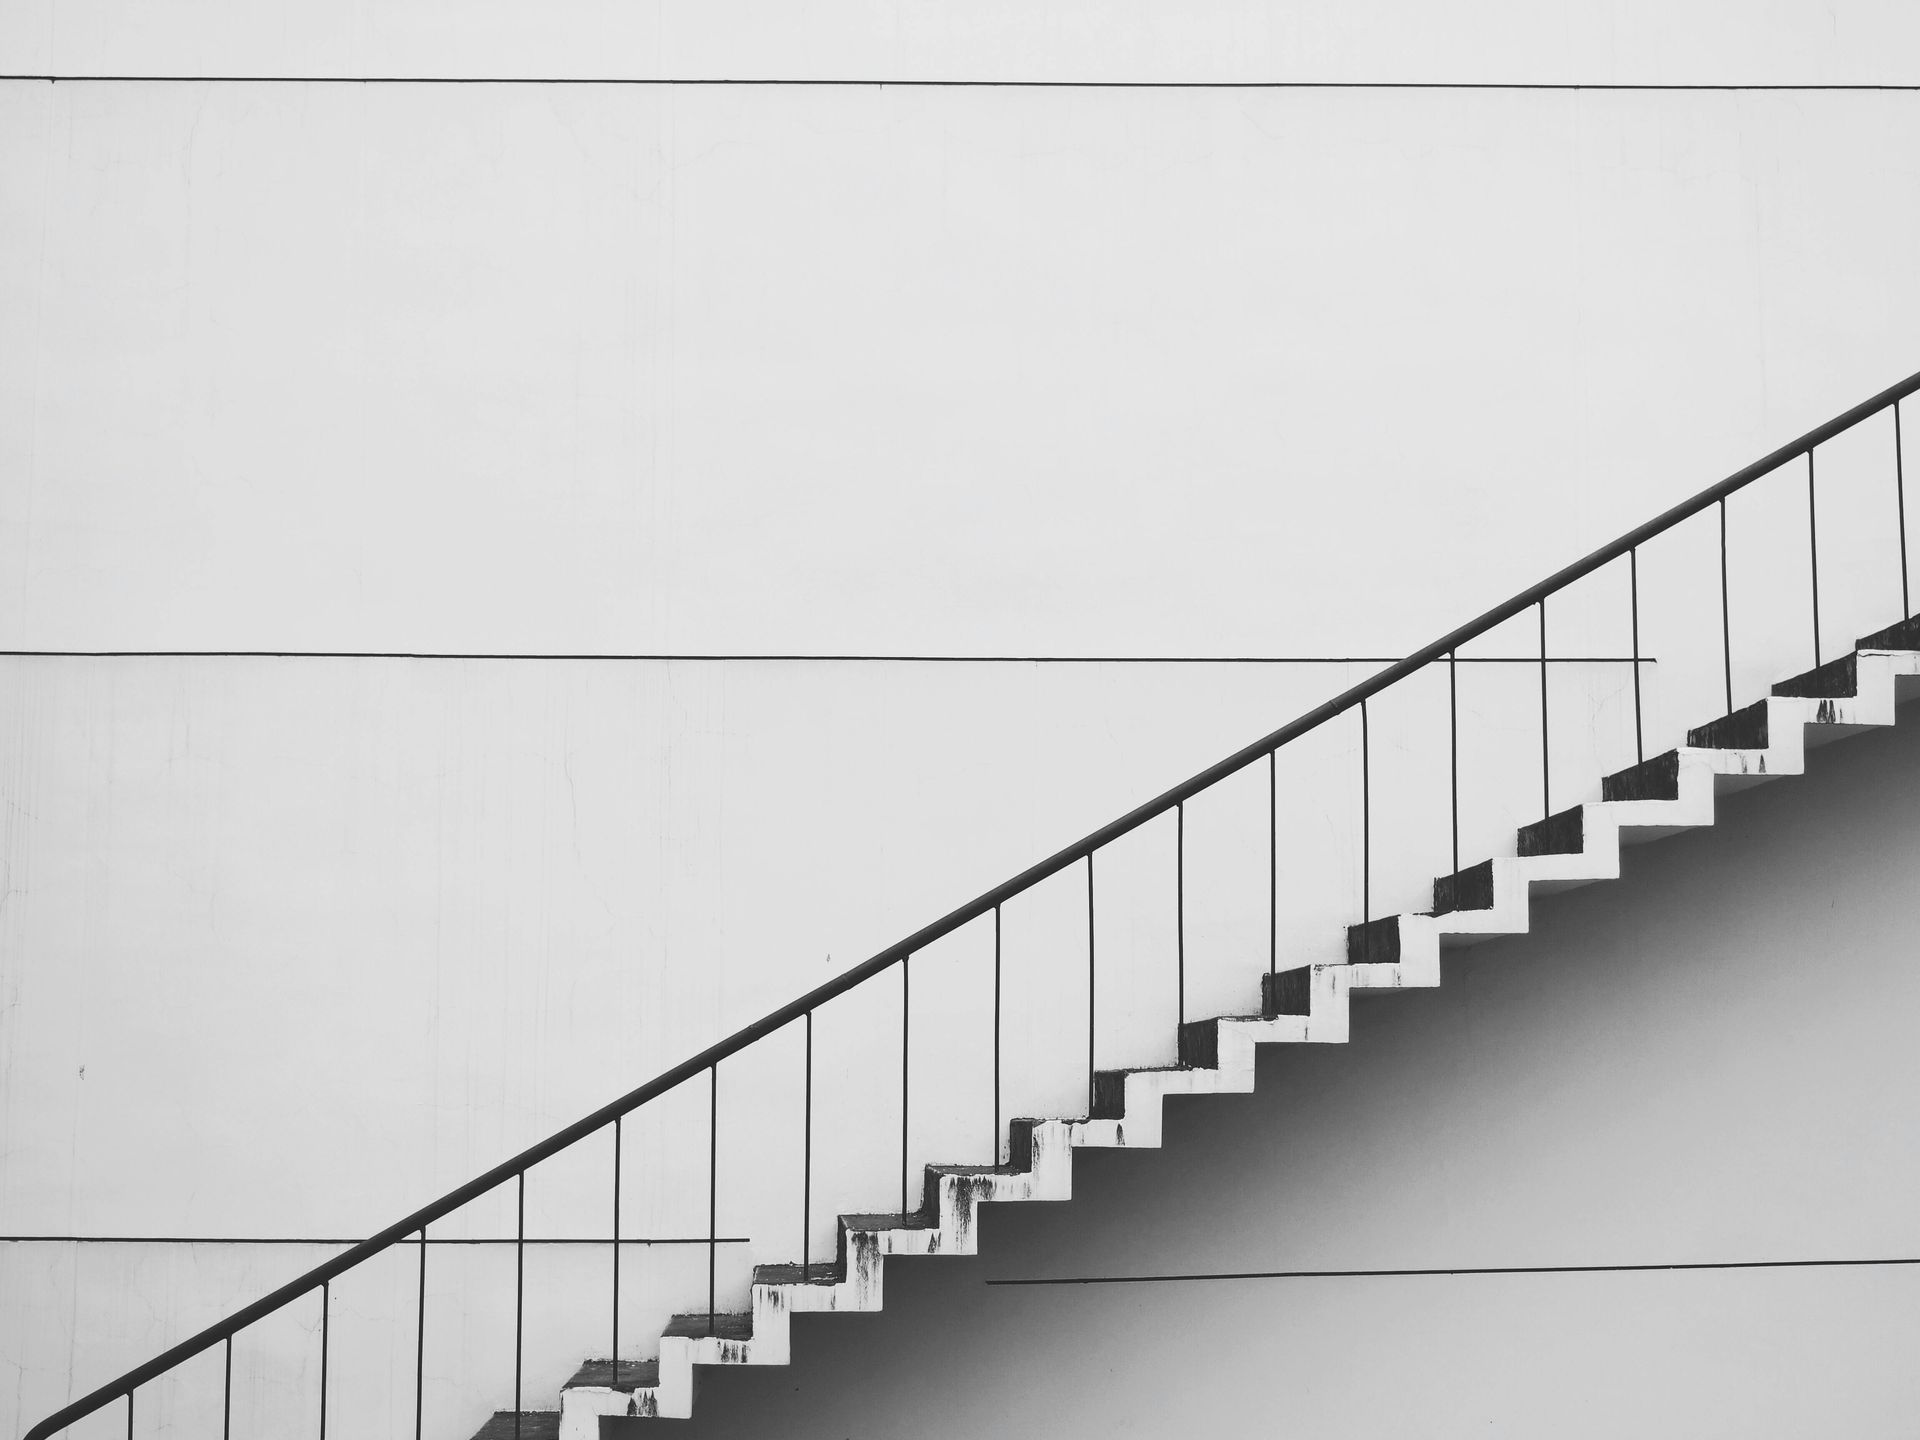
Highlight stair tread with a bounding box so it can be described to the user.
[1517,805,1585,857]
[842,1211,936,1232]
[1093,1064,1195,1116]
[663,1312,754,1341]
[1431,858,1495,915]
[565,1358,660,1390]
[1687,699,1770,750]
[924,1162,1026,1178]
[1857,614,1920,651]
[1347,914,1401,964]
[1602,749,1680,801]
[467,1414,560,1440]
[1774,653,1859,699]
[755,1262,844,1287]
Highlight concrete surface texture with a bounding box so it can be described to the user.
[5,2,1920,1436]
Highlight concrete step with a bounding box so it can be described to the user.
[662,1313,753,1343]
[540,625,1920,1438]
[467,1414,559,1440]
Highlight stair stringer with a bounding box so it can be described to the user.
[552,646,1920,1437]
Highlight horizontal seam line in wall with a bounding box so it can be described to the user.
[6,76,1920,91]
[0,1235,754,1246]
[0,651,1655,664]
[987,1257,1920,1284]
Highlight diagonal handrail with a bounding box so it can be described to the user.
[23,365,1920,1440]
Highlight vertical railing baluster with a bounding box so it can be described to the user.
[414,1227,426,1440]
[1267,751,1277,981]
[223,1337,232,1440]
[1359,699,1370,960]
[1448,650,1459,876]
[1897,401,1911,618]
[802,1011,813,1274]
[1085,853,1096,1114]
[611,1122,621,1390]
[900,956,911,1216]
[318,1281,329,1440]
[992,906,1002,1164]
[126,1392,133,1440]
[514,1174,525,1439]
[1719,497,1733,712]
[1176,801,1185,1032]
[707,1065,718,1330]
[1808,449,1822,667]
[1629,548,1644,764]
[1537,599,1550,817]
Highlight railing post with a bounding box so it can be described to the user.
[1176,801,1185,1032]
[900,956,911,1216]
[414,1227,426,1440]
[1085,853,1096,1115]
[1629,548,1644,764]
[610,1123,620,1390]
[318,1282,329,1440]
[991,906,1002,1164]
[1448,650,1459,875]
[1898,400,1911,618]
[223,1337,232,1440]
[1538,599,1550,817]
[1807,449,1822,667]
[802,1011,813,1273]
[1267,751,1277,981]
[515,1174,525,1438]
[707,1065,718,1330]
[1359,699,1370,958]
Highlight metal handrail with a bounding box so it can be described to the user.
[24,365,1920,1440]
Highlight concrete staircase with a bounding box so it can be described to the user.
[472,616,1920,1439]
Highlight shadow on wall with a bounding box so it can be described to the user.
[622,712,1920,1437]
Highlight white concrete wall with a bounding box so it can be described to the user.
[4,0,1920,89]
[2,76,1919,659]
[5,2,1920,1435]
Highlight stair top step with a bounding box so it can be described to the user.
[663,1312,754,1342]
[565,1358,660,1391]
[467,1414,560,1440]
